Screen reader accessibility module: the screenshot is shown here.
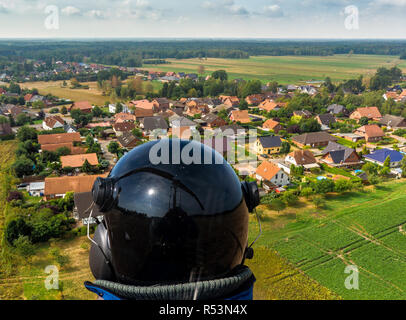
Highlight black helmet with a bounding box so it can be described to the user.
[90,139,259,285]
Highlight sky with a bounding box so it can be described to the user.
[0,0,405,39]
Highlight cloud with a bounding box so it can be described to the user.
[263,4,284,17]
[202,0,251,16]
[61,6,81,16]
[86,10,108,19]
[373,0,406,6]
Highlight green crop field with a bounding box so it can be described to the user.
[249,180,406,299]
[143,54,406,84]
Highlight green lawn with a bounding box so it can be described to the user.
[143,54,406,84]
[249,180,406,299]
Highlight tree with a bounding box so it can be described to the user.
[334,179,352,193]
[282,190,299,206]
[92,106,103,118]
[401,158,406,178]
[12,156,35,178]
[270,198,286,213]
[362,162,378,175]
[108,141,121,155]
[81,159,93,173]
[359,117,369,126]
[280,142,291,154]
[239,100,248,110]
[13,236,35,258]
[312,179,335,194]
[15,114,31,126]
[212,70,228,81]
[198,65,205,76]
[301,187,314,198]
[5,218,32,245]
[312,195,326,209]
[369,174,381,185]
[383,156,391,168]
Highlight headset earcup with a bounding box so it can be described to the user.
[89,221,115,281]
[92,177,115,212]
[241,181,260,213]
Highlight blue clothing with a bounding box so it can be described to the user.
[84,282,254,301]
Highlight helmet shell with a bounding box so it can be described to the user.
[104,139,249,284]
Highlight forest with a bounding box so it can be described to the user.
[1,40,406,67]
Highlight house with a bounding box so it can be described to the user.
[256,161,290,188]
[300,85,317,95]
[316,114,336,130]
[0,122,12,137]
[201,113,227,128]
[41,142,85,155]
[293,110,312,118]
[42,116,65,131]
[320,142,361,167]
[364,149,403,167]
[134,108,154,121]
[258,100,285,112]
[245,94,264,106]
[350,107,382,122]
[379,114,406,129]
[170,116,197,129]
[355,124,384,142]
[109,103,130,114]
[38,132,81,146]
[112,122,136,136]
[338,133,365,143]
[117,132,140,149]
[152,98,170,112]
[64,124,77,133]
[86,122,111,129]
[44,174,106,200]
[285,150,318,169]
[262,119,283,133]
[60,153,99,168]
[114,112,136,123]
[292,132,337,148]
[28,181,45,197]
[70,101,93,113]
[211,104,234,115]
[256,136,282,155]
[73,192,104,225]
[222,96,240,107]
[215,124,245,139]
[130,99,157,112]
[327,104,348,116]
[140,116,169,135]
[203,136,232,157]
[383,89,406,102]
[230,110,251,124]
[185,104,210,117]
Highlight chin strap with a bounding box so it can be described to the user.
[88,266,254,301]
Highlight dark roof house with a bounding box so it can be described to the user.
[141,116,169,133]
[321,142,361,166]
[258,135,282,149]
[292,132,337,147]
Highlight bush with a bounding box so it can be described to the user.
[312,196,326,209]
[7,190,24,202]
[282,190,299,205]
[13,235,35,258]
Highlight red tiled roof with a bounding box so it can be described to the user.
[60,153,99,168]
[38,132,81,145]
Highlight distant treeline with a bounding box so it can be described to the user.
[1,40,406,67]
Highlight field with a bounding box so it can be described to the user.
[143,54,406,84]
[20,79,162,106]
[249,180,406,299]
[0,141,94,300]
